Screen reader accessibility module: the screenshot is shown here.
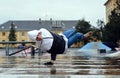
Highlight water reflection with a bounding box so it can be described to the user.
[0,48,120,77]
[50,66,56,75]
[0,57,17,68]
[71,53,120,75]
[46,65,56,75]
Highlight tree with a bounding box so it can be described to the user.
[102,0,120,46]
[9,22,17,41]
[75,19,92,44]
[75,19,92,34]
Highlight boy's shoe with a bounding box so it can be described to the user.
[44,61,53,65]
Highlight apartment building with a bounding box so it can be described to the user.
[0,20,79,47]
[104,0,120,23]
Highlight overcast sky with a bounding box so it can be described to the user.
[0,0,107,26]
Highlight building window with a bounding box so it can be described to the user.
[2,32,5,36]
[9,26,11,29]
[15,26,17,29]
[2,40,5,45]
[22,32,25,36]
[51,21,64,28]
[52,21,56,27]
[2,40,5,42]
[1,26,4,29]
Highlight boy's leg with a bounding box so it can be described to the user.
[68,32,84,47]
[63,29,76,39]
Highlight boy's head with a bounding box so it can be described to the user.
[28,30,42,41]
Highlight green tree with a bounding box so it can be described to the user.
[75,19,92,44]
[102,0,120,43]
[75,19,92,34]
[9,22,17,41]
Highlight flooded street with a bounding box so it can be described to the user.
[0,48,120,78]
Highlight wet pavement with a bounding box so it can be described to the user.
[0,48,120,78]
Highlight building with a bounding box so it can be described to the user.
[104,0,120,23]
[0,19,78,47]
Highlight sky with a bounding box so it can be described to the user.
[0,0,107,26]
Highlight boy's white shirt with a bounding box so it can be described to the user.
[28,28,68,52]
[37,28,54,51]
[60,34,68,53]
[28,28,53,51]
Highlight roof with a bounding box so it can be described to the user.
[0,20,78,31]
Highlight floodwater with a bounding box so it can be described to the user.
[0,48,120,78]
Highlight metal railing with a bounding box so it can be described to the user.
[0,41,36,56]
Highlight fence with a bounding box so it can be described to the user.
[0,41,37,56]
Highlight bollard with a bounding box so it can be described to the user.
[5,44,9,56]
[31,46,35,58]
[38,48,42,65]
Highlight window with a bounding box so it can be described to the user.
[52,21,56,27]
[51,21,64,28]
[2,32,5,36]
[9,26,11,29]
[1,26,4,29]
[2,40,5,45]
[22,40,25,41]
[22,32,25,36]
[2,40,5,42]
[15,26,17,29]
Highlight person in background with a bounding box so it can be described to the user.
[28,28,92,65]
[115,40,120,51]
[18,43,26,49]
